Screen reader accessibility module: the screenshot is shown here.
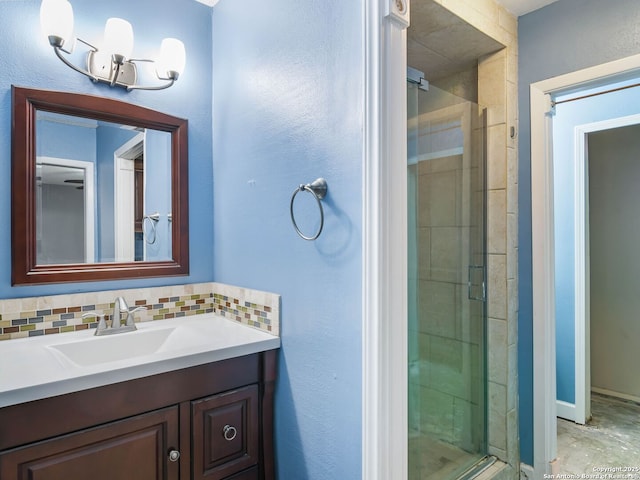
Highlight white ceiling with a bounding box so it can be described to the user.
[496,0,559,16]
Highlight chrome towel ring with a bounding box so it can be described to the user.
[142,212,160,244]
[290,178,328,241]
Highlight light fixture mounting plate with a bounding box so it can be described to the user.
[87,51,137,88]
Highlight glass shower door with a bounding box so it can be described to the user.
[407,81,487,480]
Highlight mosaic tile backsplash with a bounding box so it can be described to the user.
[0,282,280,341]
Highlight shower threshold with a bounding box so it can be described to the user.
[457,456,498,480]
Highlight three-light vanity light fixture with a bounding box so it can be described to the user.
[40,0,186,91]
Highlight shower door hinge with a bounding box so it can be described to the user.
[468,265,486,302]
[407,67,430,91]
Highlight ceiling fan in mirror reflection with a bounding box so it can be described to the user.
[39,0,186,91]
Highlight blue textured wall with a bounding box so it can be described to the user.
[518,0,640,466]
[37,119,96,162]
[211,1,363,478]
[144,129,172,261]
[0,0,213,297]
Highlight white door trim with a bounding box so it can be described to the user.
[573,121,589,426]
[36,156,96,263]
[530,82,557,477]
[114,132,145,262]
[362,0,409,479]
[114,157,135,262]
[573,113,640,425]
[530,53,640,478]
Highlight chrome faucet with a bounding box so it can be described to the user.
[83,297,146,336]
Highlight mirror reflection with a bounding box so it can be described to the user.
[35,111,172,265]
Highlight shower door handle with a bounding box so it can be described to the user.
[468,265,486,302]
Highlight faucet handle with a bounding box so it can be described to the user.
[82,311,107,335]
[125,306,147,327]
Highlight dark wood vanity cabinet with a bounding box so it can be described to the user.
[0,406,180,480]
[192,385,259,480]
[0,350,277,480]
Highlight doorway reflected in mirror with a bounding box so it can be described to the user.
[35,111,172,265]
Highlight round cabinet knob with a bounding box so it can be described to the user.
[223,424,237,441]
[168,449,181,462]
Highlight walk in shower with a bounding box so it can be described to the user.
[407,74,489,479]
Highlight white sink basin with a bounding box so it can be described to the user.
[49,327,176,366]
[0,314,280,408]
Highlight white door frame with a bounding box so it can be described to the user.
[36,156,96,263]
[114,132,145,262]
[570,113,640,426]
[362,0,410,479]
[530,53,640,476]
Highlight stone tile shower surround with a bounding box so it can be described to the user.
[0,282,280,341]
[411,0,519,477]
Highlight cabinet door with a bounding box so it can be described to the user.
[225,466,259,480]
[192,385,259,480]
[0,406,180,480]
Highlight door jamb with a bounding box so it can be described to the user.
[114,132,145,262]
[574,114,640,425]
[362,1,409,479]
[530,53,640,477]
[36,156,95,263]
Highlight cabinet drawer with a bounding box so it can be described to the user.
[0,406,180,480]
[192,385,259,480]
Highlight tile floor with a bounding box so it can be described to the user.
[557,393,640,475]
[409,435,477,479]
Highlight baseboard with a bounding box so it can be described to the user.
[520,463,534,480]
[556,399,575,421]
[592,386,640,404]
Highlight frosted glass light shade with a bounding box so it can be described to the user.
[103,18,134,61]
[158,38,186,78]
[40,0,74,46]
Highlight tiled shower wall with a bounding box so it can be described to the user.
[410,151,485,452]
[0,282,280,341]
[425,1,519,478]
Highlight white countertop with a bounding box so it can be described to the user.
[0,314,280,408]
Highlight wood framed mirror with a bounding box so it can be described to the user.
[11,86,189,284]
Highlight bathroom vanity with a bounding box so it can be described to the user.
[0,313,280,480]
[0,351,276,480]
